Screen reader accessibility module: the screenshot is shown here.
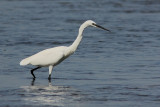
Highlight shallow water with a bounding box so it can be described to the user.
[0,0,160,107]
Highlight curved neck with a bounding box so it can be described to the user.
[69,24,87,52]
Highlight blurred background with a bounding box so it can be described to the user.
[0,0,160,107]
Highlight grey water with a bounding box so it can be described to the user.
[0,0,160,107]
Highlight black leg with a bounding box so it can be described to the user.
[48,74,51,80]
[31,67,41,78]
[31,78,35,86]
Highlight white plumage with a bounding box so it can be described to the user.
[20,20,110,79]
[20,46,71,66]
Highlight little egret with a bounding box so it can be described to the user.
[20,20,110,79]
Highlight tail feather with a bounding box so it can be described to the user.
[20,58,30,66]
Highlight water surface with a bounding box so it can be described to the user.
[0,0,160,107]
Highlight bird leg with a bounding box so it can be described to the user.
[48,75,51,80]
[48,65,53,79]
[31,78,35,86]
[31,66,41,78]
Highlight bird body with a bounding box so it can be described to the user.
[20,20,110,79]
[20,46,72,67]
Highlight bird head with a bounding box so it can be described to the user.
[84,20,110,32]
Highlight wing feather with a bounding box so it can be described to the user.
[20,46,67,67]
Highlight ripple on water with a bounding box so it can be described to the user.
[0,0,160,107]
[0,84,89,107]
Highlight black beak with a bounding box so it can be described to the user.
[93,23,111,32]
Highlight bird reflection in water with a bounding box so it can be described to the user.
[21,78,82,106]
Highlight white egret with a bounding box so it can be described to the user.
[20,20,110,79]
